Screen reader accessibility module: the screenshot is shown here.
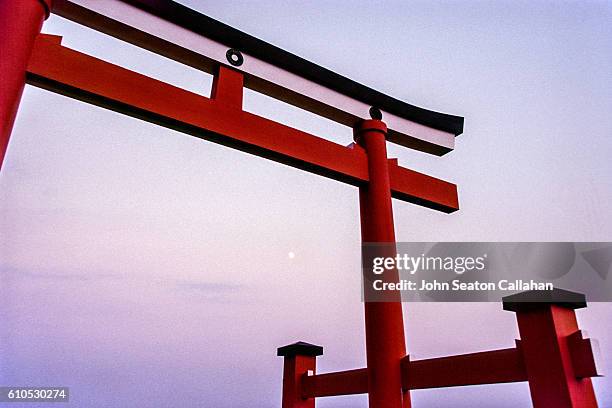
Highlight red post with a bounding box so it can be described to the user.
[504,290,598,408]
[0,0,52,170]
[211,65,244,110]
[277,342,323,408]
[356,120,409,408]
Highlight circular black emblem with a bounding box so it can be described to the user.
[226,49,244,67]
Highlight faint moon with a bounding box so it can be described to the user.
[288,252,295,259]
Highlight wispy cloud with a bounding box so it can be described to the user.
[175,280,243,293]
[0,265,121,282]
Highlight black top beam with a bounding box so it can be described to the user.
[122,0,464,136]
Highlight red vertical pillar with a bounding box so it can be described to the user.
[277,342,323,408]
[0,0,52,170]
[357,120,409,408]
[503,289,598,408]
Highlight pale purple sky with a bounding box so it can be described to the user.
[1,0,611,407]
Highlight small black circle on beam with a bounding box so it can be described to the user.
[369,107,383,120]
[226,49,244,67]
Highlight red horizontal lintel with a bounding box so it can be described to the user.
[300,347,526,399]
[26,34,459,212]
[402,347,528,390]
[302,368,368,398]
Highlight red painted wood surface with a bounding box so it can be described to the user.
[512,305,598,407]
[25,35,459,213]
[401,347,527,390]
[302,368,368,398]
[357,120,409,408]
[0,0,52,169]
[282,356,316,408]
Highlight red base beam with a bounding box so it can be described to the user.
[280,290,601,407]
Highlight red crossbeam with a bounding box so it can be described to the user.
[25,34,459,213]
[302,368,368,398]
[401,347,527,390]
[302,347,527,398]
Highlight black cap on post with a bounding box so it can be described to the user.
[503,288,587,313]
[277,341,323,357]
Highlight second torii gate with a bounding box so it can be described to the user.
[0,1,600,407]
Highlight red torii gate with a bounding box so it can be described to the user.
[0,1,601,407]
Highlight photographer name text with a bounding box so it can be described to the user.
[372,279,553,292]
